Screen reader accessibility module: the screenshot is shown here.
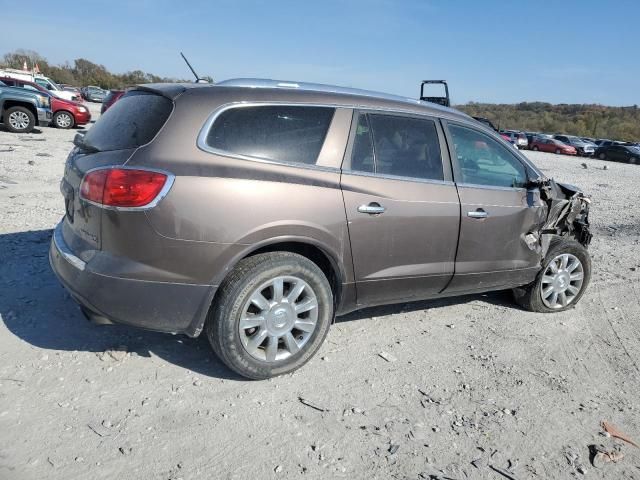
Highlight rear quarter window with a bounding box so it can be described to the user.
[205,105,335,165]
[82,91,173,152]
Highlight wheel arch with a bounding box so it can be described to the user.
[186,236,347,337]
[3,100,37,119]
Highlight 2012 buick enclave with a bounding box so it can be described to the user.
[50,79,592,379]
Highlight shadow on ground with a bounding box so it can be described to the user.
[1,228,518,380]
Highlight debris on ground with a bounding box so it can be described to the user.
[564,447,588,475]
[601,421,639,448]
[97,346,129,362]
[298,396,327,412]
[589,444,624,468]
[378,351,397,362]
[489,464,519,480]
[581,162,588,169]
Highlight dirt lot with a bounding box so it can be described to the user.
[1,105,639,480]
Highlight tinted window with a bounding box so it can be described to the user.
[354,113,443,181]
[207,106,335,165]
[449,124,527,188]
[350,114,375,173]
[81,91,173,152]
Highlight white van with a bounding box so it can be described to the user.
[0,68,78,101]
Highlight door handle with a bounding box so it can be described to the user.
[467,208,488,219]
[358,202,386,215]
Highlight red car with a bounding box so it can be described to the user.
[530,137,577,155]
[101,90,125,114]
[0,77,91,129]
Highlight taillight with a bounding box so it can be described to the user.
[80,168,171,208]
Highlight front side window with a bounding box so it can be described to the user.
[449,124,527,188]
[349,113,444,181]
[206,105,335,165]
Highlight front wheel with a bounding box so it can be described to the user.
[206,252,333,379]
[53,111,75,129]
[4,106,35,133]
[513,237,591,313]
[532,146,539,151]
[599,152,607,160]
[555,148,561,154]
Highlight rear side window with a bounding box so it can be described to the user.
[206,105,335,165]
[82,91,173,152]
[449,124,527,188]
[350,113,443,181]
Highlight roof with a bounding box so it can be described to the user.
[138,78,471,122]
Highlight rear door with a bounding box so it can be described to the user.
[442,121,546,292]
[341,111,460,306]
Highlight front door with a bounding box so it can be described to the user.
[341,111,460,307]
[443,122,546,293]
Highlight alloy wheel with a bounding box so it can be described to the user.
[239,275,319,362]
[8,111,30,130]
[56,112,73,128]
[540,253,584,309]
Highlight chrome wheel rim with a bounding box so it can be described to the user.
[8,111,29,130]
[239,276,318,362]
[541,253,584,309]
[56,113,72,128]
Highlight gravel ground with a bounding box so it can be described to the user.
[1,106,640,480]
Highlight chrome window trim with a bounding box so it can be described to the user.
[78,165,176,212]
[457,182,527,192]
[342,168,455,187]
[196,102,340,170]
[197,102,471,173]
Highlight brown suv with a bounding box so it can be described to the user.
[50,79,592,379]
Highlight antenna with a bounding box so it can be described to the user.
[180,52,210,83]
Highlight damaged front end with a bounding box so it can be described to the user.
[527,178,592,255]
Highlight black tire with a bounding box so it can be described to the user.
[513,237,591,313]
[206,252,333,379]
[53,110,75,129]
[3,106,35,133]
[629,156,638,164]
[599,152,607,160]
[532,146,539,151]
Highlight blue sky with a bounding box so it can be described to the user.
[1,0,638,105]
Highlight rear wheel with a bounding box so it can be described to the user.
[206,252,333,379]
[4,106,35,133]
[533,146,539,151]
[513,237,591,313]
[53,111,74,129]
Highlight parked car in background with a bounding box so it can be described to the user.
[0,68,79,101]
[595,139,614,147]
[101,89,125,114]
[0,77,91,129]
[500,130,528,149]
[530,137,577,155]
[0,79,51,133]
[49,79,593,379]
[553,135,595,156]
[82,86,108,102]
[594,144,640,163]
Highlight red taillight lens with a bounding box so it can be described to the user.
[80,168,169,208]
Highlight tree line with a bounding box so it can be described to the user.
[458,102,640,142]
[1,49,192,90]
[3,49,637,141]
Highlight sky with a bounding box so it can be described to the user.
[1,0,638,106]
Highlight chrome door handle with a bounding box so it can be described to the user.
[467,209,488,219]
[358,203,386,215]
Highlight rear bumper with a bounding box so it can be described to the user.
[49,221,214,336]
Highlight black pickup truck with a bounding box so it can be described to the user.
[0,79,52,133]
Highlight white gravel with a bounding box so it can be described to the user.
[1,110,639,479]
